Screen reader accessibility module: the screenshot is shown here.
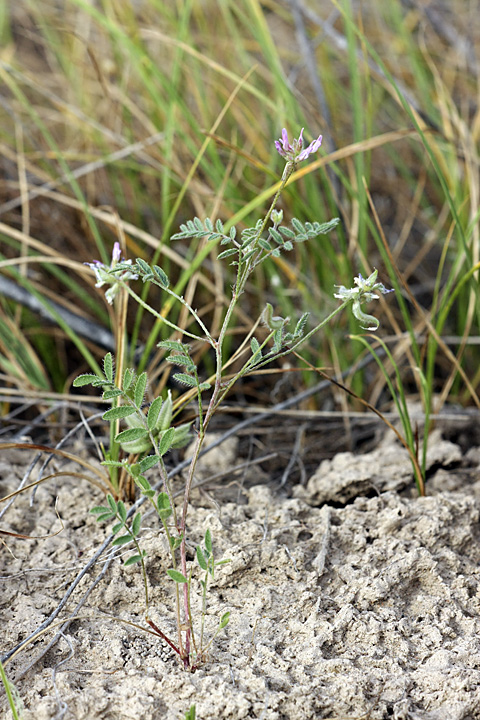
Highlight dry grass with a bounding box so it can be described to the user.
[0,0,478,450]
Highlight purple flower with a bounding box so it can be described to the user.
[275,128,322,164]
[85,243,138,305]
[112,241,121,263]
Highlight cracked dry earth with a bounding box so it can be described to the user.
[1,428,480,720]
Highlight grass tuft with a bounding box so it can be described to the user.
[0,0,478,440]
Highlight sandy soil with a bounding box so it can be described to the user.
[1,428,480,720]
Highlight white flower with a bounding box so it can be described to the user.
[85,242,138,305]
[334,270,393,330]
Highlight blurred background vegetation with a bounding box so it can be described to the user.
[0,0,479,474]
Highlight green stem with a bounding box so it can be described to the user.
[177,339,225,660]
[186,572,198,657]
[114,511,150,611]
[0,660,20,720]
[137,542,150,612]
[172,159,318,665]
[157,512,184,658]
[237,163,295,292]
[200,568,208,652]
[216,300,351,408]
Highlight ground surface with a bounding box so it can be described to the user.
[1,427,480,720]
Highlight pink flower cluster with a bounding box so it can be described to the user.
[275,128,322,164]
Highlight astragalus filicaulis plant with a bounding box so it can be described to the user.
[74,128,392,671]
